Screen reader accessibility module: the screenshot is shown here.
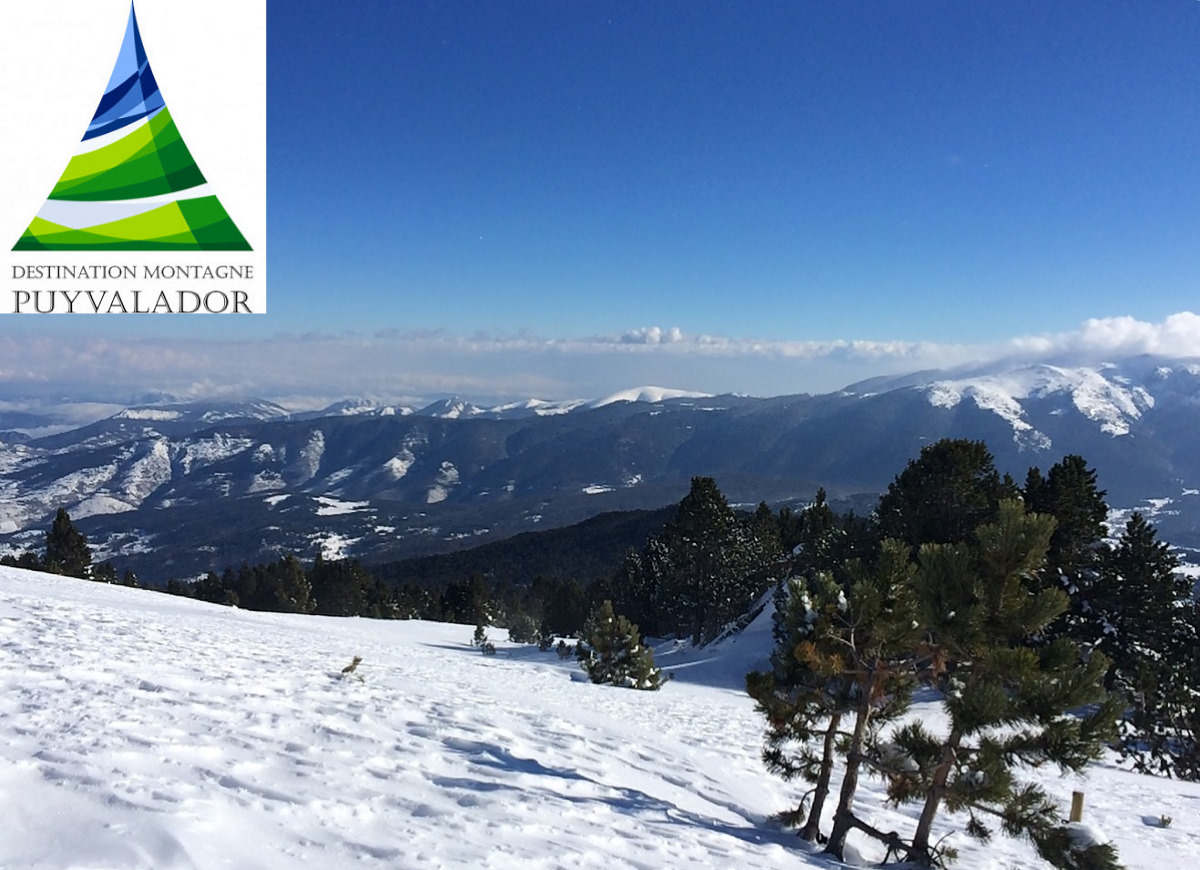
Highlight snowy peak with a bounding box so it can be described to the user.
[590,386,714,408]
[196,400,292,423]
[913,359,1195,444]
[484,398,589,418]
[416,398,487,419]
[308,399,414,418]
[320,387,715,420]
[114,399,291,426]
[114,408,183,422]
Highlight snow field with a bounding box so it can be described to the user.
[0,571,795,869]
[1,568,1198,869]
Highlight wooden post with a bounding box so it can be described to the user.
[1069,791,1085,823]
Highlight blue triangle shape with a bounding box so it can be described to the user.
[85,3,164,141]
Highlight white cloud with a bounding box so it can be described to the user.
[1009,312,1200,360]
[0,312,1196,405]
[617,326,685,345]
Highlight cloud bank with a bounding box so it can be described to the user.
[0,312,1197,407]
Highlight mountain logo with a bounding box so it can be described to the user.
[12,3,251,252]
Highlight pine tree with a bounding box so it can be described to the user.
[92,561,118,584]
[310,555,373,617]
[469,573,493,627]
[752,501,783,561]
[668,477,745,643]
[890,501,1121,868]
[3,551,44,571]
[392,582,433,619]
[275,554,316,613]
[613,535,674,635]
[1023,455,1110,641]
[747,573,852,840]
[43,508,92,579]
[747,539,921,850]
[507,612,540,644]
[783,489,881,576]
[1023,456,1108,584]
[877,439,1016,547]
[1098,513,1200,779]
[1095,514,1190,684]
[577,600,661,690]
[823,541,924,859]
[624,477,779,645]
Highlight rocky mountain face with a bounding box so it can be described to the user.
[1,356,1197,582]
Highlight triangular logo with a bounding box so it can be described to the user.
[13,3,251,251]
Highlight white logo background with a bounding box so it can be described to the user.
[0,0,267,313]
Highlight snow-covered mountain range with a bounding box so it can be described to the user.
[285,388,713,422]
[0,358,1197,580]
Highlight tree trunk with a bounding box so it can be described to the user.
[825,696,872,858]
[907,730,962,864]
[801,711,842,842]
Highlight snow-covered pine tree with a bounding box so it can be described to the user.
[779,489,882,582]
[506,612,540,644]
[612,535,674,637]
[890,501,1121,869]
[794,488,843,571]
[665,477,780,644]
[1099,513,1200,779]
[577,600,661,690]
[613,477,779,644]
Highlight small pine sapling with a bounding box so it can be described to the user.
[472,622,496,654]
[507,613,540,644]
[1033,823,1124,870]
[577,600,662,690]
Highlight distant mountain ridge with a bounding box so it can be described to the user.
[0,358,1196,581]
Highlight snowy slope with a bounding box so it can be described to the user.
[2,570,1199,870]
[923,364,1154,443]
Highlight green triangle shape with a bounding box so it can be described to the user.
[13,6,252,252]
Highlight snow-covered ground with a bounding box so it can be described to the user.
[2,568,1198,869]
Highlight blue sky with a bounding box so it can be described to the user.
[4,0,1200,403]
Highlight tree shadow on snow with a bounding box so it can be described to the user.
[434,734,802,854]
